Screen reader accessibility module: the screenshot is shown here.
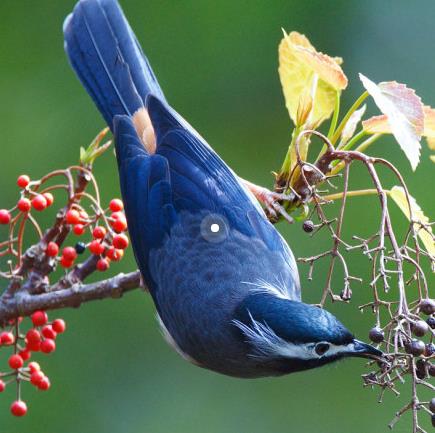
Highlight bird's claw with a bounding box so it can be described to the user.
[241,179,295,224]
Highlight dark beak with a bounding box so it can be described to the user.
[349,339,384,360]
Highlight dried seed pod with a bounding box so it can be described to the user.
[425,343,435,357]
[409,340,426,357]
[302,220,314,233]
[420,299,435,315]
[427,316,435,329]
[369,327,384,344]
[412,320,429,337]
[416,359,427,379]
[429,398,435,413]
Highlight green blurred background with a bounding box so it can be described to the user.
[0,1,434,432]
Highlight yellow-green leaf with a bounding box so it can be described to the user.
[279,31,347,127]
[389,186,434,257]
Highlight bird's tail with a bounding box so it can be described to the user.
[63,0,165,132]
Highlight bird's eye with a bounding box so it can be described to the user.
[315,343,330,356]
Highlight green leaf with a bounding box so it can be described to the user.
[79,128,111,166]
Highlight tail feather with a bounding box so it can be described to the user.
[98,0,165,101]
[64,0,164,130]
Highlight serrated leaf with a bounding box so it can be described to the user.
[340,104,366,147]
[364,106,435,137]
[279,31,347,127]
[389,186,434,256]
[359,74,424,170]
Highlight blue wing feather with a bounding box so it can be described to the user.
[114,115,176,285]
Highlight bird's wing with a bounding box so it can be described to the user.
[115,97,301,300]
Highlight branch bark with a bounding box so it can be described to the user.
[0,270,143,325]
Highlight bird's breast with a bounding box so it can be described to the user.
[146,211,297,376]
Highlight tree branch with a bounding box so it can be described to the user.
[0,270,143,325]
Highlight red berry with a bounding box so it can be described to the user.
[28,361,41,373]
[0,209,11,224]
[46,242,59,257]
[111,211,124,220]
[106,247,124,261]
[113,234,129,250]
[89,240,105,255]
[93,226,107,239]
[30,371,44,386]
[73,224,85,236]
[52,319,66,334]
[26,328,41,344]
[40,338,56,354]
[17,198,31,212]
[26,339,41,352]
[32,194,47,211]
[109,198,124,212]
[19,349,31,361]
[37,376,51,391]
[112,217,127,233]
[0,331,15,345]
[43,192,54,207]
[65,209,81,225]
[96,258,110,272]
[31,310,48,327]
[0,380,5,392]
[11,400,27,417]
[60,256,74,268]
[17,175,30,188]
[9,354,24,369]
[41,325,57,340]
[62,246,77,261]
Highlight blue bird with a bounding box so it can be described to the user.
[64,0,382,378]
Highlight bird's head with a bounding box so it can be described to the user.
[234,294,382,375]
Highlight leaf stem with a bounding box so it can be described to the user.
[280,125,301,175]
[331,91,369,145]
[327,90,341,140]
[323,188,380,201]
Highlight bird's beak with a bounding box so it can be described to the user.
[348,339,384,360]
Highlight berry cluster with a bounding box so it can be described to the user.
[365,299,435,425]
[0,175,54,225]
[0,172,129,274]
[0,155,130,417]
[0,311,66,416]
[46,197,129,272]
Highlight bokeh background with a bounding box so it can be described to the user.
[0,1,434,432]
